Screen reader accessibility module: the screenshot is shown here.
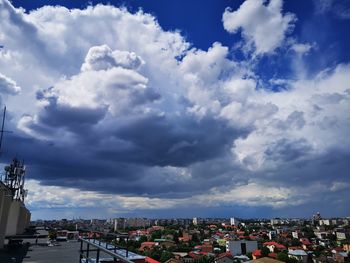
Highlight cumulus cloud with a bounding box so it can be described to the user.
[222,0,296,54]
[81,44,144,72]
[0,0,350,218]
[0,73,21,95]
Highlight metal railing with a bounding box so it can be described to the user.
[78,237,144,263]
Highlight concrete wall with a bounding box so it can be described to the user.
[16,205,31,235]
[226,240,258,256]
[0,183,12,248]
[5,199,22,236]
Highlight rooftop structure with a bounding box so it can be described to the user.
[79,238,146,263]
[0,107,31,249]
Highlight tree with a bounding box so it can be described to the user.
[48,230,57,240]
[139,235,148,243]
[247,252,253,260]
[173,232,179,244]
[151,230,162,241]
[290,238,301,246]
[277,252,289,262]
[287,257,299,263]
[261,247,270,257]
[192,233,200,243]
[160,250,173,263]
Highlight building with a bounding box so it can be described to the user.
[230,217,240,226]
[226,240,258,256]
[263,242,286,253]
[268,231,277,240]
[248,258,283,263]
[336,232,347,240]
[0,159,31,248]
[288,249,308,263]
[343,244,350,253]
[0,182,12,248]
[215,252,235,263]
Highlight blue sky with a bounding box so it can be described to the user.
[1,0,350,220]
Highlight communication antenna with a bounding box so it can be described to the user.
[4,158,27,201]
[0,106,26,201]
[0,106,12,155]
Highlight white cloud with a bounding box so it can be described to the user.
[314,0,350,19]
[222,0,296,54]
[23,179,297,212]
[81,44,144,72]
[0,0,350,217]
[291,43,313,55]
[330,181,350,192]
[0,72,21,95]
[232,64,350,171]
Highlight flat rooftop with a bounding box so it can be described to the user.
[23,240,80,263]
[0,238,81,263]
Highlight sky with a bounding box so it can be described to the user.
[0,0,350,220]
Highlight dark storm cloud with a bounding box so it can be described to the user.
[264,138,312,162]
[38,98,108,131]
[254,146,350,187]
[2,109,248,197]
[108,114,245,166]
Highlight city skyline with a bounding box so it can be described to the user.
[0,0,350,220]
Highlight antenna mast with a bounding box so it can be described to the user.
[0,106,6,153]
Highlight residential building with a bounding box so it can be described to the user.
[288,249,308,263]
[226,240,258,256]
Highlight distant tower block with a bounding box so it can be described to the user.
[230,217,240,226]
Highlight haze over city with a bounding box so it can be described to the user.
[0,0,350,220]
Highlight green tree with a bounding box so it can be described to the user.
[287,257,299,263]
[139,235,148,243]
[192,233,200,243]
[151,230,162,241]
[290,238,301,246]
[261,247,270,257]
[277,252,289,262]
[160,250,173,262]
[173,232,179,244]
[48,230,57,240]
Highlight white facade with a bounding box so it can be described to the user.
[230,217,240,226]
[0,183,30,248]
[0,183,12,248]
[292,231,299,239]
[268,230,277,240]
[226,240,257,256]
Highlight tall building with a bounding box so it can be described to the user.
[230,217,240,226]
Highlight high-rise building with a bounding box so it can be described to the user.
[230,217,240,226]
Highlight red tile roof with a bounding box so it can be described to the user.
[145,257,160,263]
[264,242,286,250]
[216,252,234,260]
[288,246,303,250]
[300,238,311,246]
[253,249,262,257]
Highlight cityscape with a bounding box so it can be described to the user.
[1,0,350,262]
